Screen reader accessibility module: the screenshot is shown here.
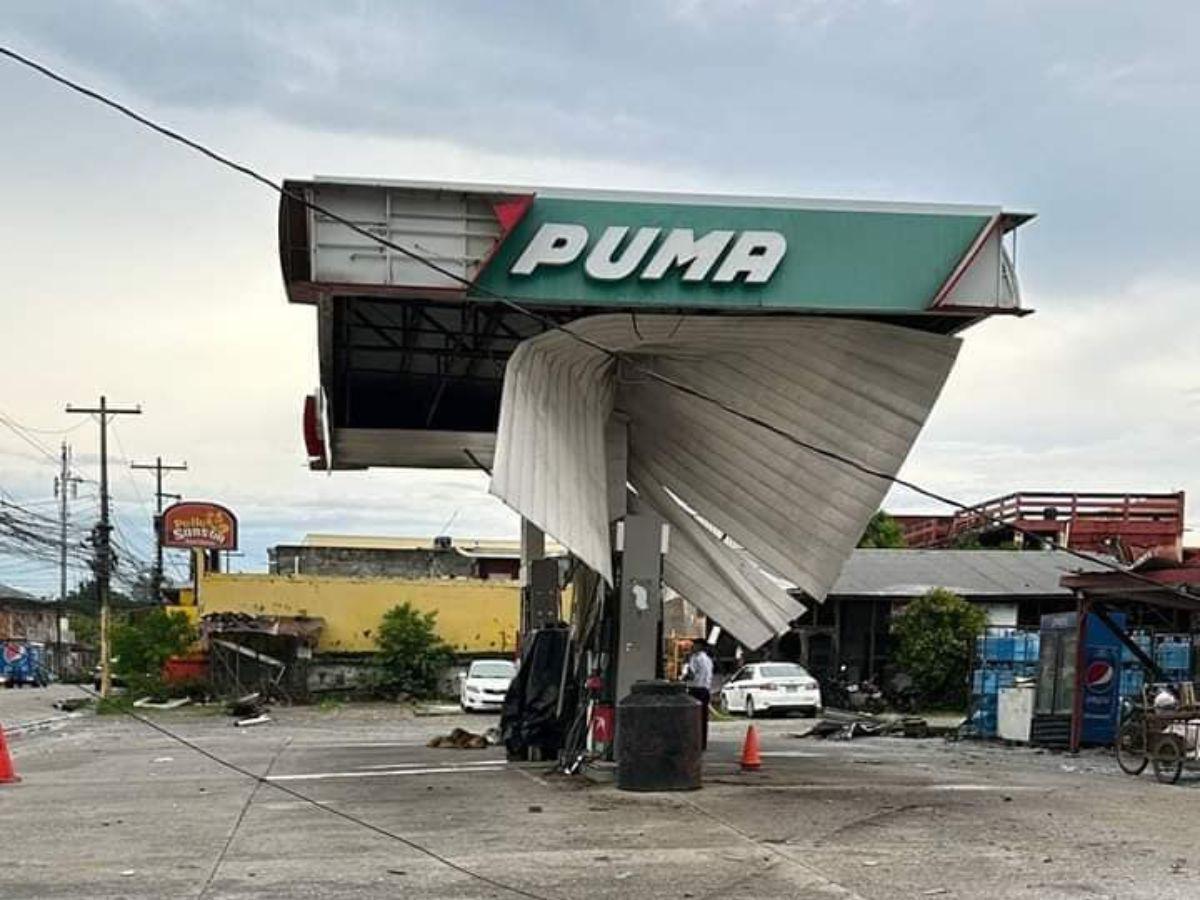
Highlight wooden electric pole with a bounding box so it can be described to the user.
[66,396,141,699]
[130,456,187,602]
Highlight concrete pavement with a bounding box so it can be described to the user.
[2,690,1199,898]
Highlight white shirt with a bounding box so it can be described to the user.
[686,651,713,690]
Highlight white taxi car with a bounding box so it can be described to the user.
[459,658,517,712]
[719,662,822,718]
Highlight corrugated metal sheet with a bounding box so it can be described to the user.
[827,549,1113,597]
[490,314,961,647]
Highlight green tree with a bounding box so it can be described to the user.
[71,612,99,651]
[890,588,987,706]
[858,510,906,548]
[375,602,455,699]
[111,608,196,694]
[64,578,135,612]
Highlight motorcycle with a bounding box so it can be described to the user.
[823,665,885,714]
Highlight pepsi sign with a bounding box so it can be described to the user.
[1084,659,1116,695]
[3,643,27,666]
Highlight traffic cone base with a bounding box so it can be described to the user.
[740,724,762,771]
[0,724,20,785]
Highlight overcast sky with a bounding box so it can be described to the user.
[2,1,1197,596]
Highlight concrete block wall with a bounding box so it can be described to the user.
[269,545,479,580]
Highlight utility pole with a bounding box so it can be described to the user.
[67,396,141,699]
[131,456,187,602]
[55,443,84,678]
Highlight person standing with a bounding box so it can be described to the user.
[684,640,714,750]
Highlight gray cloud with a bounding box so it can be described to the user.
[2,2,1198,593]
[8,1,1200,293]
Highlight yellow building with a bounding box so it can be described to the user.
[183,570,521,655]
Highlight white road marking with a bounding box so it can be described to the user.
[267,762,509,782]
[355,759,507,770]
[928,784,1040,792]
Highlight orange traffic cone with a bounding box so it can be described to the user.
[0,723,20,785]
[740,724,762,771]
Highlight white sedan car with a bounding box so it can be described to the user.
[459,659,517,712]
[719,662,822,718]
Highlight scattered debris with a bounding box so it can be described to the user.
[227,692,265,719]
[132,697,191,710]
[528,804,543,813]
[427,727,497,749]
[802,718,885,740]
[234,714,271,728]
[921,889,950,896]
[120,870,135,877]
[615,872,633,881]
[152,757,174,764]
[52,697,92,712]
[862,860,880,867]
[797,715,945,741]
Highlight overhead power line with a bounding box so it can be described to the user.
[0,410,61,465]
[0,409,90,436]
[1,45,1194,604]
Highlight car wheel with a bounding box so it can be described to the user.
[745,696,756,719]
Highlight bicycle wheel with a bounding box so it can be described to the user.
[1115,721,1148,776]
[1152,734,1184,785]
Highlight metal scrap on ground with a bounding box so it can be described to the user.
[427,727,501,749]
[797,715,950,740]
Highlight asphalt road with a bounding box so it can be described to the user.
[3,688,1200,899]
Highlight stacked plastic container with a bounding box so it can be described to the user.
[1118,632,1192,697]
[970,630,1040,737]
[1119,631,1153,698]
[1155,635,1192,683]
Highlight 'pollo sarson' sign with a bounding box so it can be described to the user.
[160,501,238,551]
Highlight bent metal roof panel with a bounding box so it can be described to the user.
[489,314,961,648]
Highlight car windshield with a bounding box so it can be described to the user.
[758,664,809,679]
[470,661,516,678]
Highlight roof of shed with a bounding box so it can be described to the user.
[825,549,1113,598]
[0,582,39,603]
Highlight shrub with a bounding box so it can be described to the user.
[374,602,454,699]
[890,588,987,706]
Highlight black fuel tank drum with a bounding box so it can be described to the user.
[615,680,702,792]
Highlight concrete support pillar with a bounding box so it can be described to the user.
[606,413,629,525]
[519,518,545,587]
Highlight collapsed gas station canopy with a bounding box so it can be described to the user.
[490,314,960,646]
[279,177,1033,644]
